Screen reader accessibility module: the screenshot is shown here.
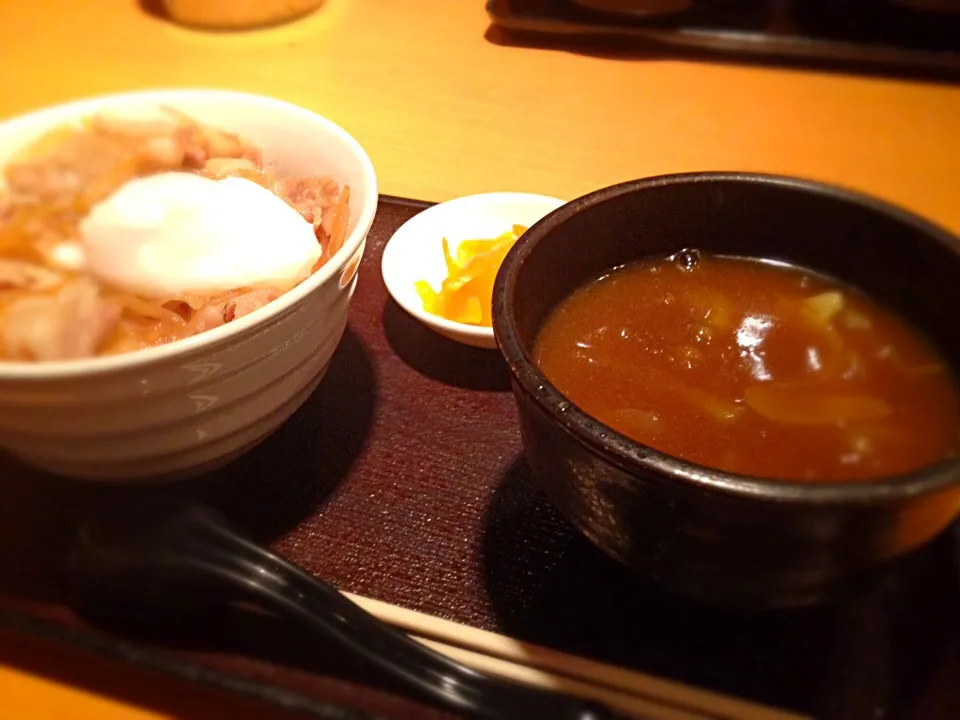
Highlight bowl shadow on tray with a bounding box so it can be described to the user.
[381,297,511,392]
[0,326,376,602]
[479,455,960,720]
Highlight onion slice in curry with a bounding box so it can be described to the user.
[744,384,892,425]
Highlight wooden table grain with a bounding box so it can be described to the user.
[1,0,959,717]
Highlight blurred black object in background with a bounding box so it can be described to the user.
[487,0,960,81]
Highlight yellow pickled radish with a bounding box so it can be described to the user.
[416,225,527,327]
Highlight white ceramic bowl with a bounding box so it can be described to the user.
[0,89,378,481]
[381,192,565,349]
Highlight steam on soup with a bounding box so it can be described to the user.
[533,251,960,482]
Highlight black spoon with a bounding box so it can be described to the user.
[67,503,632,720]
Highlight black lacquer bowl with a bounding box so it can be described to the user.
[492,172,960,608]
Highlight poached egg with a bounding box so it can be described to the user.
[68,172,322,298]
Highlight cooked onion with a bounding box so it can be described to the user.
[0,111,350,360]
[744,384,892,425]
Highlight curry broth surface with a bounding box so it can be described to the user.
[533,253,960,482]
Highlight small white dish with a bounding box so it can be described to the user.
[381,192,565,349]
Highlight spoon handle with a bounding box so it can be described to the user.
[127,507,630,720]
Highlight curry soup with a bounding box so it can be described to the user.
[533,252,960,482]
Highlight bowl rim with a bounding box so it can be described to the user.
[0,88,378,380]
[492,171,960,504]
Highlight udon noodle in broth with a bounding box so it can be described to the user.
[0,109,350,361]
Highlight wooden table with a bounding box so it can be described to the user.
[1,0,959,717]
